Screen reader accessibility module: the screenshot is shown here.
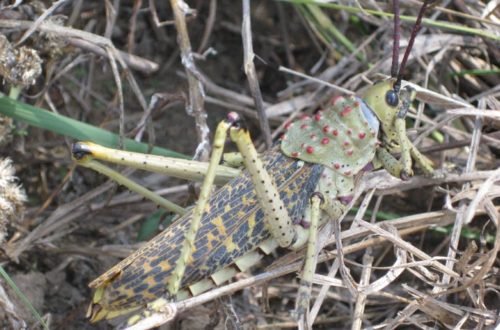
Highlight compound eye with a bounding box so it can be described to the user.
[385,90,399,107]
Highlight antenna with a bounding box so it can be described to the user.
[393,0,433,93]
[391,0,401,79]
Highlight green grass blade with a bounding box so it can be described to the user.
[0,265,49,330]
[137,210,177,241]
[298,4,365,62]
[0,97,189,159]
[282,0,500,41]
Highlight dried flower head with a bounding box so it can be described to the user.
[0,35,42,86]
[0,158,27,245]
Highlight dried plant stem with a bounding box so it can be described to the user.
[438,101,484,289]
[68,38,158,74]
[105,46,125,148]
[307,194,379,324]
[197,0,217,53]
[15,0,70,45]
[170,0,210,161]
[242,0,272,148]
[127,0,143,54]
[351,253,372,330]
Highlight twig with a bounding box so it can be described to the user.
[5,181,116,261]
[242,0,272,148]
[170,0,210,161]
[351,253,372,330]
[432,194,500,297]
[438,99,484,289]
[362,169,497,195]
[446,108,500,119]
[356,220,459,278]
[127,0,143,54]
[308,189,376,325]
[149,0,175,27]
[105,46,125,148]
[103,0,119,39]
[279,66,354,95]
[67,38,159,74]
[197,0,217,53]
[15,0,70,46]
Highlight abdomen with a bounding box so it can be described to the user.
[89,149,322,317]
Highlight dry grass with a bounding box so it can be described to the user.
[0,1,498,329]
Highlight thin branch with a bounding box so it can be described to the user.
[170,0,210,161]
[242,0,272,148]
[438,98,484,289]
[197,0,217,53]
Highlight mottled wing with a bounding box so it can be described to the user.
[186,151,322,285]
[90,148,322,311]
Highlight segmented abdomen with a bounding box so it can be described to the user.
[90,148,323,313]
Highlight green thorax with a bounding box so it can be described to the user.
[281,94,379,177]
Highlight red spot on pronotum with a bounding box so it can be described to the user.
[300,124,309,130]
[334,163,341,169]
[340,106,352,117]
[306,146,314,154]
[300,114,310,120]
[343,141,350,146]
[314,112,322,121]
[346,149,353,156]
[291,151,299,157]
[284,121,292,130]
[358,132,366,139]
[321,137,329,145]
[310,134,317,140]
[331,95,343,105]
[322,125,330,133]
[332,129,339,136]
[347,128,352,135]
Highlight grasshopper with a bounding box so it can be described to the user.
[72,0,435,325]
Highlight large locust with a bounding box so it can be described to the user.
[72,0,436,326]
